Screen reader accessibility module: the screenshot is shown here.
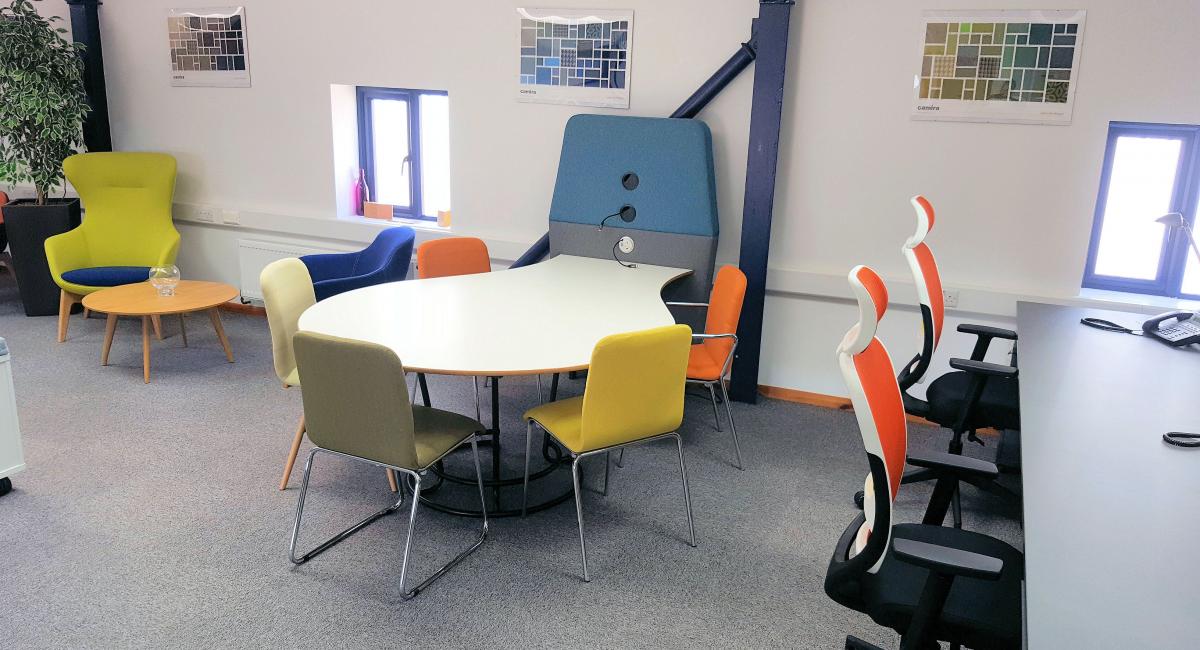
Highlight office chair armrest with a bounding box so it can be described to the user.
[892,537,1004,581]
[907,450,999,480]
[692,332,737,341]
[948,358,1017,379]
[958,323,1017,341]
[665,301,709,309]
[959,323,1018,361]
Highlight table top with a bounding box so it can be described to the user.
[1017,301,1200,650]
[82,280,239,316]
[298,254,691,376]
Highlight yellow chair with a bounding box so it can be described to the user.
[46,152,180,342]
[260,257,397,493]
[522,324,696,581]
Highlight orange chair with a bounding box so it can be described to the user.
[668,265,748,469]
[412,237,492,406]
[416,237,491,279]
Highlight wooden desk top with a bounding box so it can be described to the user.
[82,281,239,316]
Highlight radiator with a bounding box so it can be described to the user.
[237,239,344,302]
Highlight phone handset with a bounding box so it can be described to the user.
[1142,310,1200,346]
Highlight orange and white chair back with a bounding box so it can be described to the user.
[899,195,946,389]
[836,265,908,573]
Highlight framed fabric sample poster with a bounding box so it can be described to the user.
[167,7,251,87]
[516,8,633,108]
[912,10,1085,124]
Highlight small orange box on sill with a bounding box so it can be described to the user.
[363,202,394,219]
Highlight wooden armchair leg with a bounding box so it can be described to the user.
[386,469,399,493]
[57,290,79,342]
[279,416,306,491]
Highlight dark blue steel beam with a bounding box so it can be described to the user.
[65,0,112,152]
[729,0,794,403]
[509,232,550,269]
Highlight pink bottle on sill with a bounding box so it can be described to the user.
[352,169,370,216]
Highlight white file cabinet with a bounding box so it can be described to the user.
[0,338,25,497]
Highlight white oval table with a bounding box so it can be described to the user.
[299,254,691,516]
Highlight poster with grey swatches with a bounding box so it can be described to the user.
[517,7,633,109]
[167,6,251,88]
[912,10,1085,125]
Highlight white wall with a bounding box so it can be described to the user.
[20,0,1200,397]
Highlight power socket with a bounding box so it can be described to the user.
[943,289,960,309]
[194,206,216,223]
[220,209,240,225]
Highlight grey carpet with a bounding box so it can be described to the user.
[0,271,1022,649]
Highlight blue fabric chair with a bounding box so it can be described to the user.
[300,227,416,301]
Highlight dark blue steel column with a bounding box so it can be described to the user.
[65,0,112,152]
[729,0,794,403]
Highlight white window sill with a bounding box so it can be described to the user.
[336,213,451,234]
[1076,287,1200,313]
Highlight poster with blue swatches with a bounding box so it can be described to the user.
[517,8,633,109]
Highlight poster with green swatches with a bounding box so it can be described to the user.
[913,10,1085,125]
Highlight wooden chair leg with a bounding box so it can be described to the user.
[57,290,73,342]
[151,314,163,341]
[387,469,399,493]
[279,415,306,491]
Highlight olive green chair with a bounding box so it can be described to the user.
[522,324,696,582]
[46,152,181,342]
[288,331,489,600]
[260,258,397,493]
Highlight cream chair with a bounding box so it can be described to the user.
[260,257,397,492]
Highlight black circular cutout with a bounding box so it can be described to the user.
[619,205,637,222]
[621,172,640,191]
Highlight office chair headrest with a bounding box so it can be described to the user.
[905,195,935,249]
[839,265,888,356]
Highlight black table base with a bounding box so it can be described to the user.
[408,374,576,518]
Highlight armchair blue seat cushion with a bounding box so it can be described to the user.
[301,227,416,301]
[61,266,151,288]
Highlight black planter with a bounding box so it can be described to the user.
[3,198,82,317]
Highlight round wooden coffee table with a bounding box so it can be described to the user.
[82,280,238,383]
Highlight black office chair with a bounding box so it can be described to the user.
[855,196,1019,527]
[829,266,1023,650]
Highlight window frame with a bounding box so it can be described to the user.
[1082,121,1200,298]
[356,86,448,222]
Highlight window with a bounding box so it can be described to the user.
[357,87,451,221]
[1083,122,1200,298]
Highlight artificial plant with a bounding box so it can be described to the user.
[0,0,90,204]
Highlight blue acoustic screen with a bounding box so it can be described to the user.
[549,115,718,237]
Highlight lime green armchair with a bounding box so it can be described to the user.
[46,152,180,342]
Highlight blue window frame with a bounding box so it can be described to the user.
[1082,122,1200,298]
[356,86,450,221]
